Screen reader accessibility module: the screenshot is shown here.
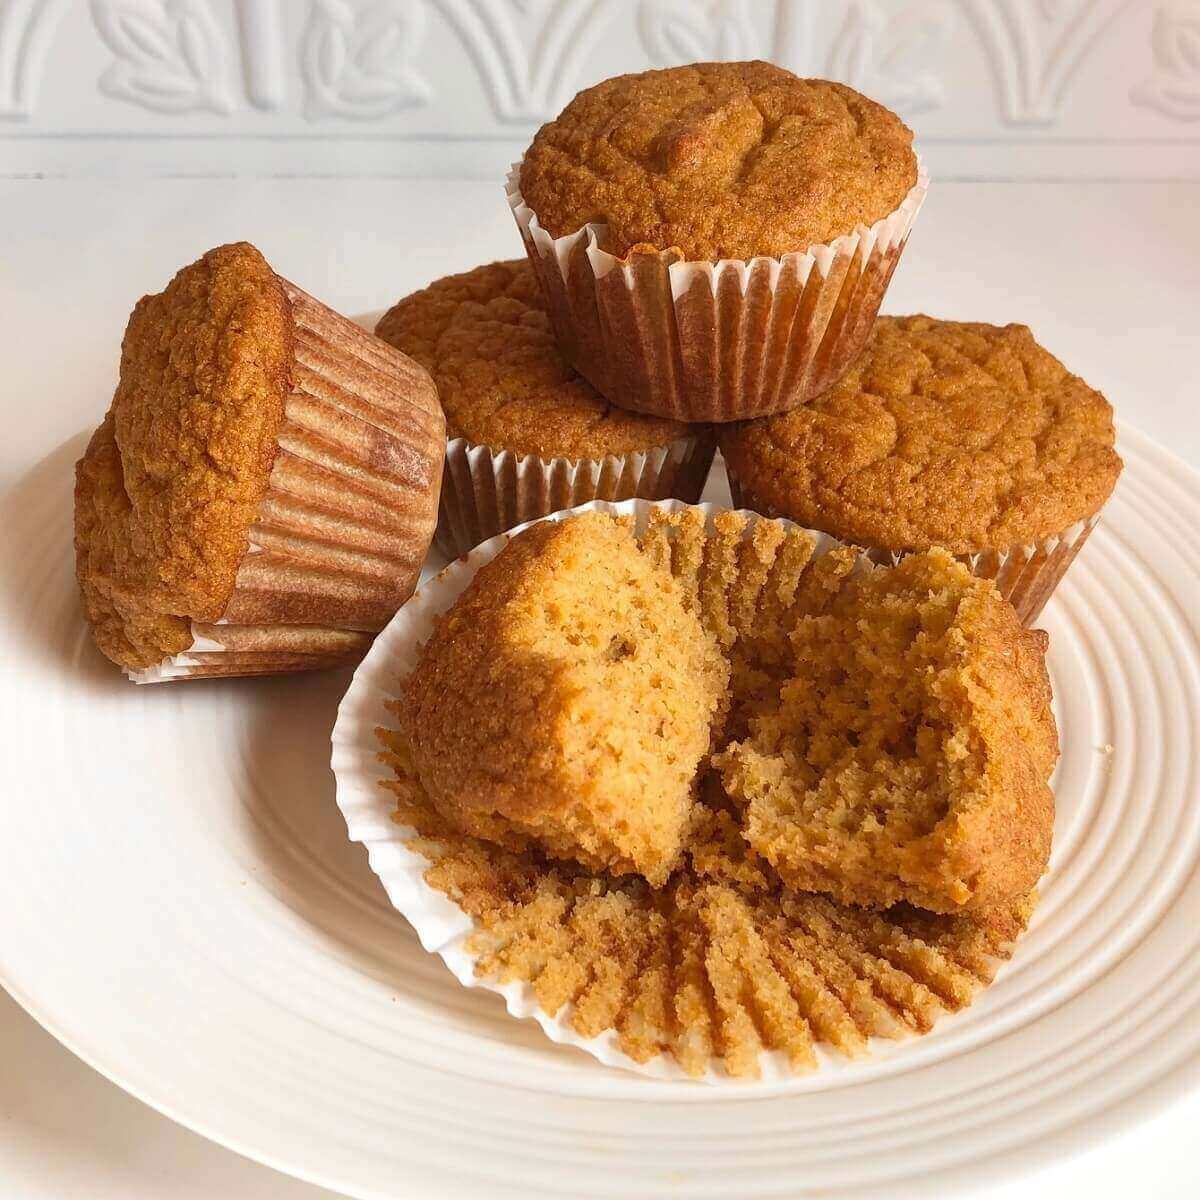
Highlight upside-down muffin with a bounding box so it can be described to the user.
[75,242,444,681]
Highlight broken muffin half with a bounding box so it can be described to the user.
[401,513,729,885]
[718,550,1057,914]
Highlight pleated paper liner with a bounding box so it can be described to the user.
[507,161,928,423]
[435,431,716,557]
[127,282,444,684]
[331,499,1035,1081]
[726,474,1100,627]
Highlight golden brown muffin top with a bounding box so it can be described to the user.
[375,259,693,458]
[720,316,1123,552]
[519,62,918,261]
[74,242,294,670]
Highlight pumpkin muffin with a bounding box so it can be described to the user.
[376,260,714,555]
[718,550,1057,915]
[400,512,728,885]
[721,316,1122,623]
[509,62,927,421]
[376,506,1045,1077]
[74,242,444,681]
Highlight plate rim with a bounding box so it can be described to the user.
[2,419,1199,1200]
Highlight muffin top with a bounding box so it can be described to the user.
[375,259,693,458]
[519,62,918,261]
[75,243,294,670]
[719,316,1122,552]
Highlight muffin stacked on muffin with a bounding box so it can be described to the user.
[372,61,927,554]
[375,260,714,556]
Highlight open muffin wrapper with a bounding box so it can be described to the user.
[506,160,928,423]
[331,498,875,1083]
[435,431,716,558]
[128,283,444,683]
[726,474,1101,627]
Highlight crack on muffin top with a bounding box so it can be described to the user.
[73,242,294,670]
[519,62,917,261]
[719,316,1123,552]
[375,259,693,458]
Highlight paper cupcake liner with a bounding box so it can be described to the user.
[726,475,1101,627]
[435,431,716,558]
[506,160,928,423]
[332,500,822,1081]
[127,283,444,683]
[333,501,1037,1079]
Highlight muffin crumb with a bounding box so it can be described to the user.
[718,550,1057,914]
[401,513,729,884]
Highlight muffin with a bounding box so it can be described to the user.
[373,504,1044,1077]
[400,512,728,885]
[509,61,927,422]
[375,260,714,556]
[720,316,1122,624]
[75,242,445,682]
[718,551,1057,915]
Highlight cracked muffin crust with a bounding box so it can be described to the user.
[720,315,1122,554]
[519,61,918,261]
[375,259,693,459]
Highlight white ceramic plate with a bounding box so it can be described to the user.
[1,423,1199,1199]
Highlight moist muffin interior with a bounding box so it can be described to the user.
[519,61,917,261]
[718,550,1057,915]
[375,259,694,458]
[401,513,728,885]
[380,511,1052,1076]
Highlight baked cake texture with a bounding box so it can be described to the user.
[400,513,728,885]
[380,509,1041,1076]
[719,316,1122,553]
[74,242,445,676]
[519,62,917,261]
[375,259,692,458]
[718,550,1057,915]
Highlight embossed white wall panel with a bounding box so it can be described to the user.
[1,1,1197,179]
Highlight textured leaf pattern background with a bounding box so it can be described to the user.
[0,1,1193,176]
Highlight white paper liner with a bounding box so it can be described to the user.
[726,474,1102,626]
[436,431,716,557]
[124,621,373,684]
[507,158,929,421]
[331,498,878,1083]
[126,628,225,684]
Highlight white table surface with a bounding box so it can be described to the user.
[1,177,1198,1199]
